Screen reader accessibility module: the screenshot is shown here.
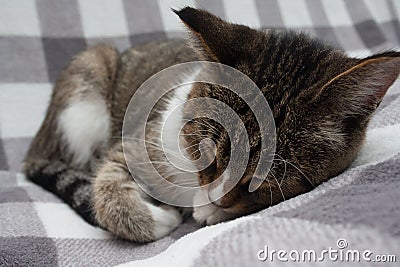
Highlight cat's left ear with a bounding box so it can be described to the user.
[314,53,400,115]
[173,7,260,64]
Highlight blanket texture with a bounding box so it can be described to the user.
[0,1,399,266]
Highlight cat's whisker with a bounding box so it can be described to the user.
[174,181,199,187]
[183,142,202,151]
[157,147,191,160]
[184,139,212,152]
[272,153,287,186]
[190,120,219,135]
[113,135,190,158]
[125,137,189,159]
[180,129,212,135]
[165,186,198,199]
[184,134,213,146]
[152,179,198,192]
[188,147,215,159]
[134,161,174,166]
[184,141,215,152]
[179,133,207,138]
[269,171,286,201]
[110,136,185,156]
[272,158,315,188]
[189,119,218,130]
[136,144,184,160]
[164,170,194,177]
[265,177,274,207]
[123,136,165,149]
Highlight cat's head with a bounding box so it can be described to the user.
[175,7,400,220]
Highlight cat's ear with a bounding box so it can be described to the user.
[314,54,400,115]
[173,7,259,64]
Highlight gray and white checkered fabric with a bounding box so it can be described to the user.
[1,1,399,266]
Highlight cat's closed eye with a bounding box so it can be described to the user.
[176,7,400,221]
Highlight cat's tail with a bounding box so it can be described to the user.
[23,44,119,225]
[24,160,97,224]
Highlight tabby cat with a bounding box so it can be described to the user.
[24,7,400,242]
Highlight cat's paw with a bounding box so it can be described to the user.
[145,203,183,239]
[193,204,217,225]
[192,189,238,225]
[93,170,182,242]
[94,194,182,241]
[193,204,237,225]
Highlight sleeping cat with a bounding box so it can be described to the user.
[24,7,400,242]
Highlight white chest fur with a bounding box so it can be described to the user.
[156,70,200,200]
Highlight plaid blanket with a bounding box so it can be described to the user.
[1,0,399,266]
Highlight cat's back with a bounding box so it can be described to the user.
[110,39,198,134]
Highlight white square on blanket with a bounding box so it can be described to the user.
[321,0,353,27]
[277,0,313,27]
[0,83,52,138]
[34,202,112,239]
[221,0,261,28]
[77,0,129,37]
[0,0,41,36]
[365,0,393,23]
[157,0,192,33]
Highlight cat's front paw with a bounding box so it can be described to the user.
[93,171,182,242]
[193,204,217,225]
[145,204,183,239]
[192,190,237,225]
[94,194,182,241]
[193,204,237,225]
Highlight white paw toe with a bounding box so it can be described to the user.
[145,203,183,240]
[193,205,237,225]
[193,204,217,225]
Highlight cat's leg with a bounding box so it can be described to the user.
[24,44,119,224]
[25,43,119,172]
[93,143,183,242]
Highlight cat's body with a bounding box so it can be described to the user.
[24,8,400,242]
[24,39,199,241]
